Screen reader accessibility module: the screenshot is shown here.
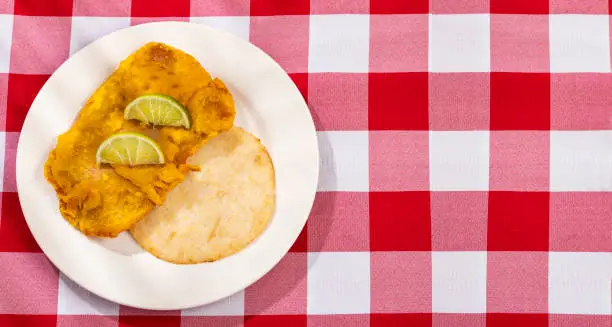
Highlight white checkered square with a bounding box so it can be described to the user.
[429,131,490,191]
[309,14,369,73]
[307,252,370,314]
[70,17,131,55]
[182,290,244,316]
[190,16,250,40]
[550,131,612,191]
[549,252,612,314]
[432,251,487,313]
[429,14,491,72]
[57,273,119,315]
[550,14,611,73]
[0,15,13,73]
[317,131,369,191]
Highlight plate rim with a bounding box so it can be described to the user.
[16,21,319,310]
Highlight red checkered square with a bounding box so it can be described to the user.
[250,16,309,73]
[245,315,306,327]
[550,192,612,252]
[0,74,7,130]
[486,313,549,327]
[369,73,428,130]
[370,0,428,13]
[431,192,488,251]
[289,73,308,103]
[131,0,189,17]
[73,0,131,16]
[4,132,18,192]
[130,16,190,25]
[489,131,550,191]
[0,315,57,327]
[370,131,429,191]
[371,252,432,313]
[244,253,306,314]
[488,192,549,251]
[250,0,309,15]
[57,315,118,327]
[551,0,608,14]
[0,0,13,14]
[430,0,489,13]
[191,0,250,16]
[551,74,612,130]
[487,252,548,313]
[14,0,73,16]
[0,192,41,252]
[118,316,180,327]
[370,15,428,72]
[10,16,71,75]
[307,192,369,252]
[429,73,490,130]
[432,314,486,327]
[308,73,368,130]
[491,15,549,72]
[490,73,550,130]
[289,226,307,252]
[6,74,50,132]
[182,316,244,327]
[549,314,611,327]
[310,0,368,14]
[490,0,548,14]
[308,315,369,327]
[371,314,432,326]
[370,192,431,251]
[0,253,58,314]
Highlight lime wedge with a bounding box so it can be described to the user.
[124,94,191,129]
[96,132,165,166]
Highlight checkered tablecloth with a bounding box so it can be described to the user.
[1,0,612,326]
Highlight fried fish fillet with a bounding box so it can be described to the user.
[44,42,235,237]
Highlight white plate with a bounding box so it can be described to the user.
[16,22,318,310]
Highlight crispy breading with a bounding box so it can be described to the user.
[44,42,235,237]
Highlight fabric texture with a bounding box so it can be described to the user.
[0,0,611,326]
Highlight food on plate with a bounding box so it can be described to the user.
[44,42,235,237]
[130,127,276,264]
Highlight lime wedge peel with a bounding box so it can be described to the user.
[96,132,165,166]
[124,94,191,129]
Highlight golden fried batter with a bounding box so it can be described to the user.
[44,42,235,237]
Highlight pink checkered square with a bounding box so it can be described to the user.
[549,314,611,327]
[550,0,608,14]
[487,252,548,313]
[550,192,612,252]
[308,73,367,130]
[0,0,13,14]
[491,15,549,72]
[130,17,189,26]
[250,16,309,73]
[551,74,612,130]
[430,0,489,13]
[56,315,119,327]
[0,74,7,131]
[182,317,244,327]
[73,0,131,16]
[0,253,59,314]
[432,314,486,327]
[370,14,428,72]
[370,131,429,191]
[431,191,488,251]
[308,315,369,327]
[429,73,490,130]
[489,131,550,191]
[3,132,18,192]
[191,0,250,16]
[10,16,72,75]
[310,0,369,14]
[371,251,431,313]
[244,253,306,314]
[307,192,369,252]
